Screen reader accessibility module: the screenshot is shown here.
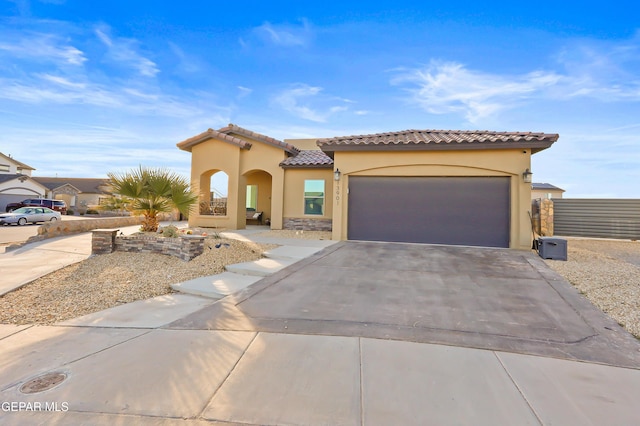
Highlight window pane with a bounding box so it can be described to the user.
[304,180,324,215]
[304,197,324,215]
[304,180,324,197]
[246,185,258,209]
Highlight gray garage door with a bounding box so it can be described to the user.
[347,176,510,247]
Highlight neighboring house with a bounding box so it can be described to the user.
[532,182,565,200]
[178,124,558,249]
[31,177,112,209]
[0,153,113,211]
[0,153,47,212]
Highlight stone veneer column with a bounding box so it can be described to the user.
[540,199,554,236]
[91,229,119,255]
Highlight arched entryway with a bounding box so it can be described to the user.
[198,170,229,216]
[243,170,273,226]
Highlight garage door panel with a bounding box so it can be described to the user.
[348,177,510,247]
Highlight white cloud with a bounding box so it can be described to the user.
[272,83,354,122]
[168,41,201,73]
[0,73,208,118]
[391,60,563,122]
[95,26,159,77]
[237,86,253,98]
[0,33,86,65]
[253,19,313,47]
[38,73,86,89]
[393,33,640,123]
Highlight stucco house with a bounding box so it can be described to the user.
[31,177,112,210]
[532,182,565,200]
[0,152,113,212]
[0,153,48,211]
[178,124,558,249]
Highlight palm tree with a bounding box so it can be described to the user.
[108,166,198,232]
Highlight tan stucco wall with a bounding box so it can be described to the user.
[189,139,241,229]
[331,149,533,250]
[283,169,334,220]
[78,193,107,207]
[284,139,320,150]
[239,137,287,229]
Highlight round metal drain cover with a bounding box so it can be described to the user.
[20,372,67,394]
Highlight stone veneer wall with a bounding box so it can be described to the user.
[539,199,554,236]
[531,198,554,237]
[5,216,143,251]
[283,217,332,231]
[92,230,205,261]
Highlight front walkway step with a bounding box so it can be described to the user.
[263,246,323,261]
[57,294,215,328]
[171,272,261,299]
[225,258,296,277]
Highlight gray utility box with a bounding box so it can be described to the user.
[538,237,568,261]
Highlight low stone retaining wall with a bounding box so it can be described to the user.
[38,216,143,240]
[92,229,205,261]
[5,216,144,251]
[283,217,332,231]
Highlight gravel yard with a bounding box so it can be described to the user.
[544,238,640,338]
[253,229,332,240]
[0,237,276,325]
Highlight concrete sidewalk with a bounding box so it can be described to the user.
[1,229,639,425]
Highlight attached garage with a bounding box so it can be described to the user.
[348,176,510,247]
[318,129,559,250]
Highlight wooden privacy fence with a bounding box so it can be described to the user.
[552,199,640,240]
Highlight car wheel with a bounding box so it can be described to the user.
[50,217,58,222]
[18,217,27,226]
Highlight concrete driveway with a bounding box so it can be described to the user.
[172,241,640,368]
[2,240,640,425]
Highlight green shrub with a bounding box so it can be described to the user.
[66,210,74,215]
[159,225,180,238]
[86,209,100,215]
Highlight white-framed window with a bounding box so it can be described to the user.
[0,164,10,172]
[304,180,324,215]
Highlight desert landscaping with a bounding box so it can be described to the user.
[0,231,638,341]
[544,238,640,338]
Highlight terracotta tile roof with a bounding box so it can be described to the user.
[317,129,559,153]
[32,177,112,194]
[279,150,334,168]
[177,128,252,152]
[219,123,300,155]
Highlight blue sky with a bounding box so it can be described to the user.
[1,0,639,197]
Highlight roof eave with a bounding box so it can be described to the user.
[220,124,300,155]
[279,163,334,169]
[319,140,557,153]
[177,129,252,152]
